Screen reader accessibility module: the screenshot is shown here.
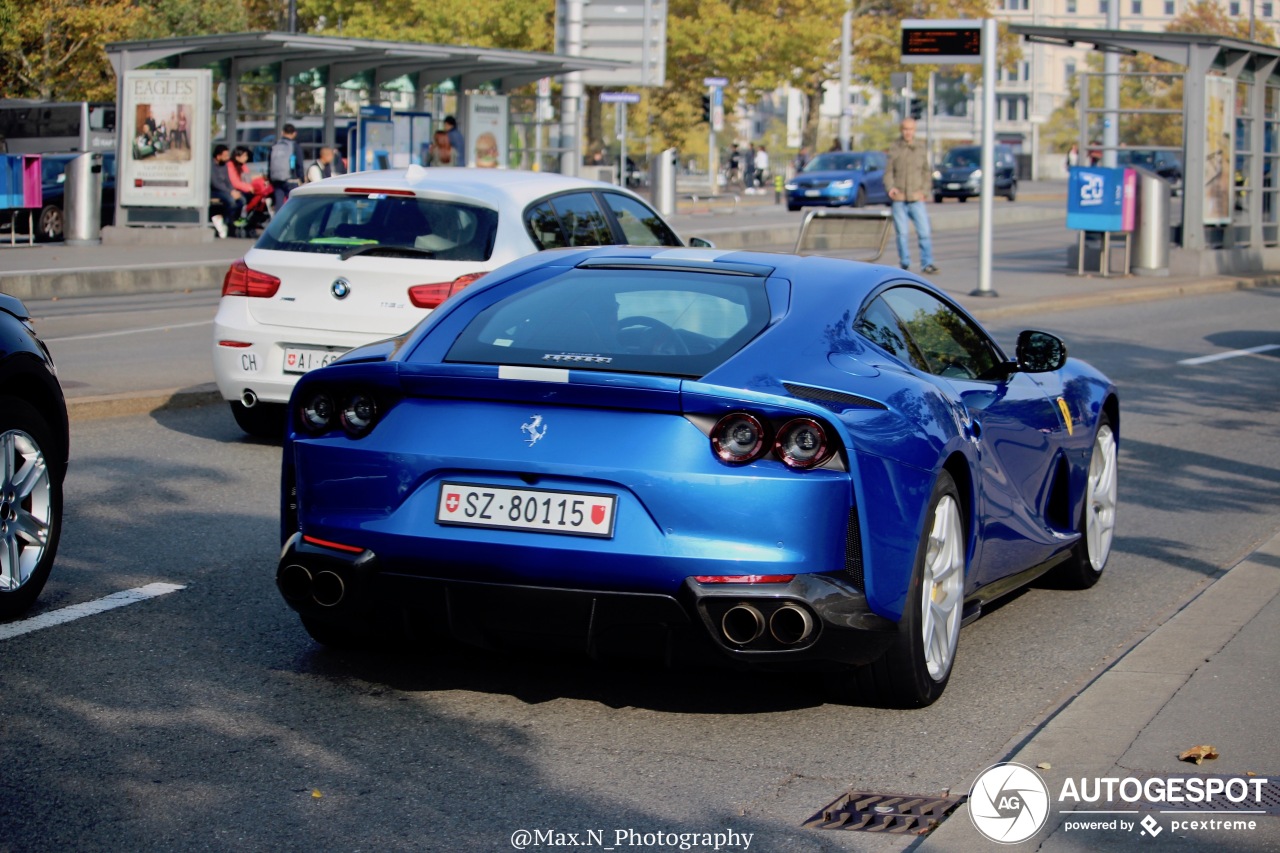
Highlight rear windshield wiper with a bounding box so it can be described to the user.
[340,244,436,261]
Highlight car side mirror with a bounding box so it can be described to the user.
[1015,330,1068,373]
[688,236,715,248]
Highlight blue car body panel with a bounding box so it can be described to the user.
[279,247,1118,665]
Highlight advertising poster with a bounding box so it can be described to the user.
[119,69,212,208]
[1203,75,1234,226]
[466,94,509,169]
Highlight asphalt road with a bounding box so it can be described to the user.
[2,287,1278,850]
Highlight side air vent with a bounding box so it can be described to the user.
[845,508,865,591]
[784,382,887,411]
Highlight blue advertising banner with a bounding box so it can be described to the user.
[1067,167,1136,232]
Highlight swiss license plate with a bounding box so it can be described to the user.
[805,189,822,197]
[436,482,617,538]
[946,183,961,190]
[282,346,346,374]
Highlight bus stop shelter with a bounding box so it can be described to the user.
[1012,25,1280,275]
[105,31,627,155]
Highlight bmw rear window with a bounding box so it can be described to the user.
[445,268,771,378]
[255,193,498,261]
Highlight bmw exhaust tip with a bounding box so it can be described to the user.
[311,571,345,607]
[241,390,258,408]
[721,604,765,645]
[278,564,313,602]
[769,603,815,645]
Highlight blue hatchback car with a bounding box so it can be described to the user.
[276,248,1119,707]
[785,151,890,212]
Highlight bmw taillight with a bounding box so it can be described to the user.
[408,272,487,309]
[774,418,831,469]
[711,413,767,464]
[222,259,281,298]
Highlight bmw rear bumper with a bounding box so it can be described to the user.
[277,534,898,669]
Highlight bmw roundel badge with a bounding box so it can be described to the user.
[331,278,351,300]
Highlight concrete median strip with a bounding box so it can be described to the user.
[67,383,223,422]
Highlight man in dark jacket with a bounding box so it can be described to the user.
[885,118,938,273]
[269,124,305,210]
[210,144,241,238]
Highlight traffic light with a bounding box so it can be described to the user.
[910,97,925,120]
[701,94,711,123]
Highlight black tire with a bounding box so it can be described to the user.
[1052,413,1117,590]
[0,397,64,619]
[840,471,965,708]
[38,205,65,241]
[787,203,800,212]
[852,186,866,208]
[229,400,285,439]
[1006,182,1018,202]
[933,193,943,203]
[958,195,968,203]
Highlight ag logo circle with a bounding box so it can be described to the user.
[969,762,1050,844]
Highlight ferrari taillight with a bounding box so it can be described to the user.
[221,259,281,298]
[408,272,488,309]
[774,418,831,469]
[711,412,767,464]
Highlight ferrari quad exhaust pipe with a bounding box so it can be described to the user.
[278,563,313,602]
[241,389,258,408]
[311,570,346,607]
[769,603,815,645]
[721,604,765,645]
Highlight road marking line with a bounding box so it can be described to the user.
[0,582,186,641]
[43,320,212,343]
[1178,344,1280,366]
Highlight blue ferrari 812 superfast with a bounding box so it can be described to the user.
[276,247,1119,707]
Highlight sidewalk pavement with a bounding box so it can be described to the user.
[919,530,1280,851]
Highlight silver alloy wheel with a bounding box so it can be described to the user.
[1085,424,1118,572]
[0,428,53,592]
[920,494,963,681]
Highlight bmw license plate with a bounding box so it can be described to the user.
[946,183,961,190]
[436,482,617,538]
[282,346,346,374]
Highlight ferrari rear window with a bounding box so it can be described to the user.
[256,193,498,261]
[445,268,771,378]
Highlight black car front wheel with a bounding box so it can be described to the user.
[0,397,64,619]
[38,205,65,242]
[229,400,286,439]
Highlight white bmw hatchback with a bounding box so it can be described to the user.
[213,166,699,436]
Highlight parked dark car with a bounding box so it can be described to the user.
[25,153,117,241]
[933,145,1017,202]
[784,151,889,211]
[0,291,68,618]
[1115,148,1183,194]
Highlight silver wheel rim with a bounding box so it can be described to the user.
[920,494,963,681]
[0,428,53,592]
[1085,424,1118,572]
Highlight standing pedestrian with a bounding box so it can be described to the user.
[744,142,758,192]
[885,118,938,273]
[269,123,304,210]
[1066,143,1079,170]
[754,144,769,192]
[793,146,810,174]
[444,116,466,167]
[306,146,338,182]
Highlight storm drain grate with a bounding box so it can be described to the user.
[804,790,966,834]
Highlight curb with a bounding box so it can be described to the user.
[917,530,1280,850]
[966,273,1280,321]
[66,384,223,423]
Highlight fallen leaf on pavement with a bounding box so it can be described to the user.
[312,789,323,799]
[1038,762,1052,770]
[1178,745,1219,765]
